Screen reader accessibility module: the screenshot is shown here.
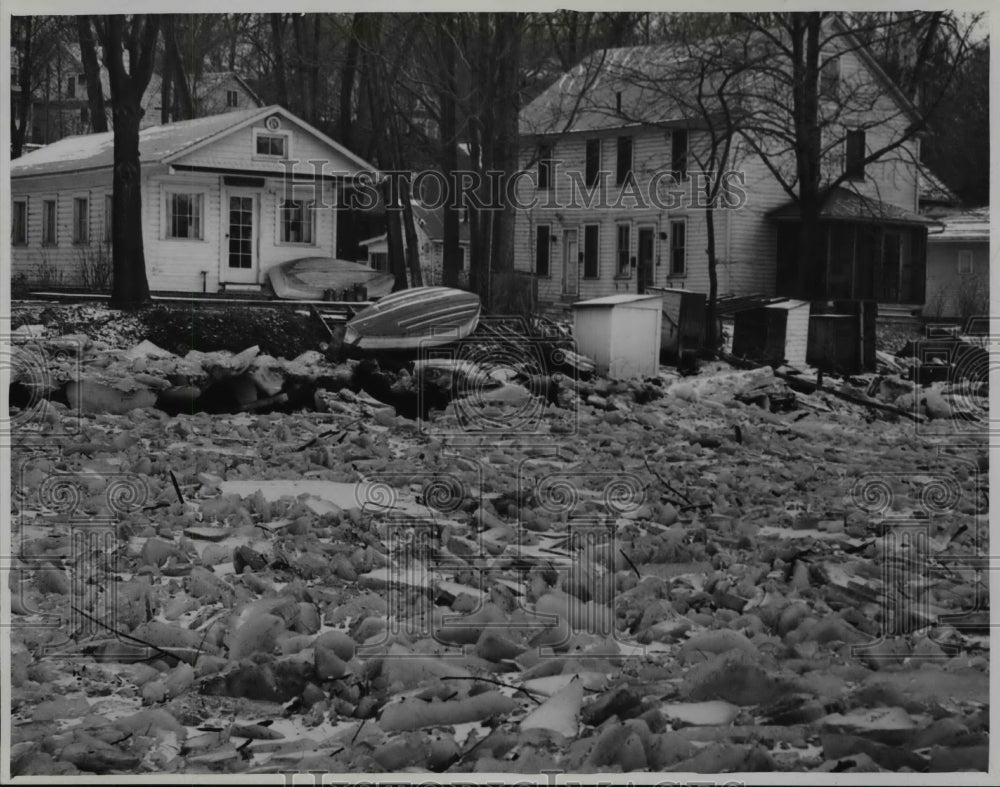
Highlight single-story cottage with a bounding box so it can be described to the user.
[10,105,377,294]
[923,208,989,319]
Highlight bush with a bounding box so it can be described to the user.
[77,242,112,292]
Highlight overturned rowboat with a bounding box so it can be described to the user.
[343,286,482,351]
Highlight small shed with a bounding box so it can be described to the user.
[646,286,706,360]
[572,294,663,379]
[732,299,811,368]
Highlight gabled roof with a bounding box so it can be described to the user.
[918,165,960,207]
[768,186,937,226]
[142,71,264,117]
[521,14,923,138]
[520,44,700,137]
[11,105,375,178]
[928,208,989,242]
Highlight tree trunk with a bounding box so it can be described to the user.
[339,14,362,148]
[291,14,311,122]
[164,17,195,120]
[381,179,409,291]
[269,14,288,108]
[791,13,824,299]
[705,205,718,349]
[76,16,108,133]
[99,14,160,306]
[399,178,423,287]
[110,93,151,304]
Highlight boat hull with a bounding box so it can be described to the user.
[266,257,395,300]
[344,287,481,351]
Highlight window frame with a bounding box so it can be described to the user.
[958,249,974,275]
[585,139,602,188]
[616,136,633,187]
[615,222,632,278]
[12,199,28,246]
[226,89,239,108]
[671,129,689,182]
[72,196,90,245]
[67,75,76,98]
[537,143,553,191]
[164,189,206,241]
[252,128,292,160]
[278,197,316,246]
[583,223,600,279]
[820,55,840,100]
[42,198,57,246]
[670,219,687,276]
[844,129,866,181]
[535,224,551,278]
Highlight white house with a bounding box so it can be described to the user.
[359,200,470,287]
[514,17,934,311]
[10,105,378,294]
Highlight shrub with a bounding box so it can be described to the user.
[77,241,112,292]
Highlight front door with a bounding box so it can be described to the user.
[224,189,259,284]
[637,227,655,294]
[562,229,579,297]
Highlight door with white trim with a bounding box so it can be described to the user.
[224,189,260,284]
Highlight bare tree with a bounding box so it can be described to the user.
[10,16,62,157]
[76,15,108,132]
[731,11,980,297]
[90,14,161,305]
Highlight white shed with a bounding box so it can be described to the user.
[572,294,663,379]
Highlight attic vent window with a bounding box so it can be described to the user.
[616,91,622,114]
[255,132,287,158]
[227,90,239,108]
[820,56,840,100]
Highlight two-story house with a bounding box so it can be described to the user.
[514,17,934,313]
[22,42,262,147]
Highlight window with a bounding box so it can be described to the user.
[104,194,113,241]
[168,193,203,239]
[958,250,974,274]
[583,224,599,278]
[371,252,388,272]
[12,200,27,246]
[585,139,601,188]
[671,129,688,181]
[42,200,57,245]
[255,133,287,158]
[820,56,840,100]
[80,106,90,126]
[616,136,633,186]
[845,130,866,181]
[670,220,686,275]
[73,197,89,244]
[67,76,76,98]
[616,223,631,276]
[535,225,550,277]
[280,199,314,244]
[226,90,239,108]
[537,144,553,191]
